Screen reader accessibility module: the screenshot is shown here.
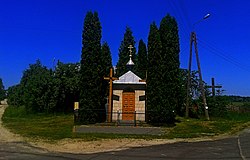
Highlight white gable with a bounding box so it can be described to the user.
[113,71,146,84]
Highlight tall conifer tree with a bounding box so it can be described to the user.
[101,42,112,77]
[159,14,181,122]
[135,39,148,79]
[79,11,103,123]
[147,22,165,124]
[116,27,136,77]
[101,42,112,121]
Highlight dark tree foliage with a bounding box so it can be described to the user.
[159,14,181,123]
[20,60,54,113]
[0,78,5,101]
[101,42,112,120]
[116,27,136,77]
[147,15,181,125]
[180,69,205,117]
[79,11,105,124]
[177,69,188,116]
[101,42,112,77]
[52,61,80,113]
[226,96,250,102]
[135,39,148,79]
[206,96,228,117]
[7,60,81,114]
[147,22,166,124]
[7,84,23,106]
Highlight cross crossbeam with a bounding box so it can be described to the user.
[206,77,222,97]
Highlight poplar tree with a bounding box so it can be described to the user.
[116,27,136,77]
[101,42,112,77]
[79,11,103,123]
[100,42,112,121]
[147,22,165,124]
[135,39,148,79]
[159,14,182,122]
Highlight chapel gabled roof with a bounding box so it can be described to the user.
[113,71,146,84]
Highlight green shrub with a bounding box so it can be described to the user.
[2,106,27,118]
[207,96,229,117]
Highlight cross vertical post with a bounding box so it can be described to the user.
[104,67,118,123]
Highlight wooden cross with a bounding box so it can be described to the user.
[104,67,118,122]
[207,78,222,97]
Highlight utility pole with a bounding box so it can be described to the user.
[186,32,210,120]
[186,31,193,118]
[186,13,211,120]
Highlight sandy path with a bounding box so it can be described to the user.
[0,105,23,142]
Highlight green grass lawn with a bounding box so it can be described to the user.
[2,106,250,141]
[165,116,250,139]
[2,106,74,140]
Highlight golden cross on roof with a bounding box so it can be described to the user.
[128,45,133,57]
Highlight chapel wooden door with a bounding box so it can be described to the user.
[122,92,135,120]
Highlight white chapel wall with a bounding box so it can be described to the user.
[135,90,145,121]
[112,90,122,121]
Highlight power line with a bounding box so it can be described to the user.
[168,0,191,41]
[167,0,192,60]
[172,0,192,32]
[197,38,250,73]
[198,38,250,69]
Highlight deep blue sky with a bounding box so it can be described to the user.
[1,0,250,96]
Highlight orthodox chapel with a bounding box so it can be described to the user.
[111,45,146,122]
